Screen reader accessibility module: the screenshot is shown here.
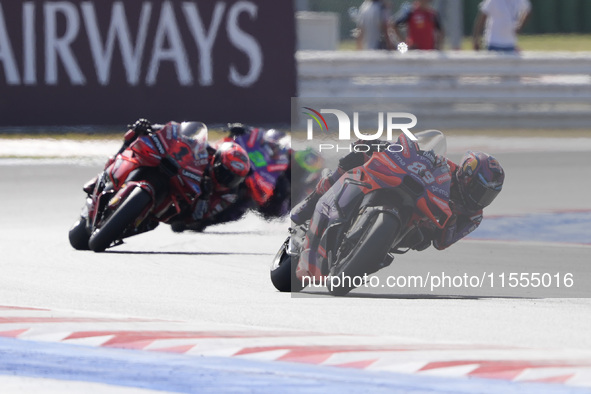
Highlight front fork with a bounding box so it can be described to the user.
[85,175,156,234]
[84,171,109,230]
[335,205,404,271]
[287,224,307,258]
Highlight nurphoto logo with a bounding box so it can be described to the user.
[302,108,418,152]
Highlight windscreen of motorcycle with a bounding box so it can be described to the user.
[179,122,208,158]
[414,130,447,157]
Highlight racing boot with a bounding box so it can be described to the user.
[290,168,344,225]
[290,190,321,225]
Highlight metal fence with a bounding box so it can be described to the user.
[297,51,591,129]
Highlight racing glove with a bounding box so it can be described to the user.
[129,118,153,135]
[227,123,248,137]
[116,118,152,156]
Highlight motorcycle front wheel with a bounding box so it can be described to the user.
[68,216,90,250]
[88,187,152,252]
[270,238,303,293]
[329,212,400,296]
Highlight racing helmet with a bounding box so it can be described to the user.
[457,151,505,211]
[264,129,286,142]
[179,121,208,155]
[294,148,324,173]
[211,141,251,189]
[263,129,289,160]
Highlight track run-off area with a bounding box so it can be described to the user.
[0,135,590,393]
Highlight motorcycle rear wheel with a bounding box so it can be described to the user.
[270,238,303,293]
[329,213,399,296]
[88,187,152,252]
[68,216,90,250]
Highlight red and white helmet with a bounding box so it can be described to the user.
[211,141,250,189]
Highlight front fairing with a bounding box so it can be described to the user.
[384,133,452,228]
[314,132,453,242]
[302,132,454,278]
[89,123,210,228]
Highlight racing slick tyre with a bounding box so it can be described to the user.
[270,238,303,293]
[329,212,399,296]
[88,187,152,252]
[68,216,91,250]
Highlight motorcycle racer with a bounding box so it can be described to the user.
[84,119,250,232]
[226,123,326,219]
[227,123,291,215]
[170,122,294,232]
[291,134,504,279]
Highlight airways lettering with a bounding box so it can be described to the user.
[0,1,263,87]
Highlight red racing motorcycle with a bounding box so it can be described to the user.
[69,122,220,252]
[270,131,453,295]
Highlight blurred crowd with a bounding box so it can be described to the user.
[353,0,531,52]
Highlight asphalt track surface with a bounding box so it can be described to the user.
[0,148,590,392]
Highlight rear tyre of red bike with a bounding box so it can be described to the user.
[88,187,152,253]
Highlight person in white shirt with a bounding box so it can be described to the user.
[356,0,392,50]
[472,0,531,52]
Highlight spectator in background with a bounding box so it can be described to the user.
[473,0,531,52]
[356,0,393,50]
[393,0,445,50]
[435,0,463,50]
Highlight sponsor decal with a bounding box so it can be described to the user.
[150,134,166,155]
[430,185,449,198]
[431,195,450,213]
[0,1,296,126]
[436,172,452,184]
[181,169,201,183]
[0,1,265,87]
[380,154,398,171]
[421,150,436,164]
[230,161,245,171]
[267,163,288,172]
